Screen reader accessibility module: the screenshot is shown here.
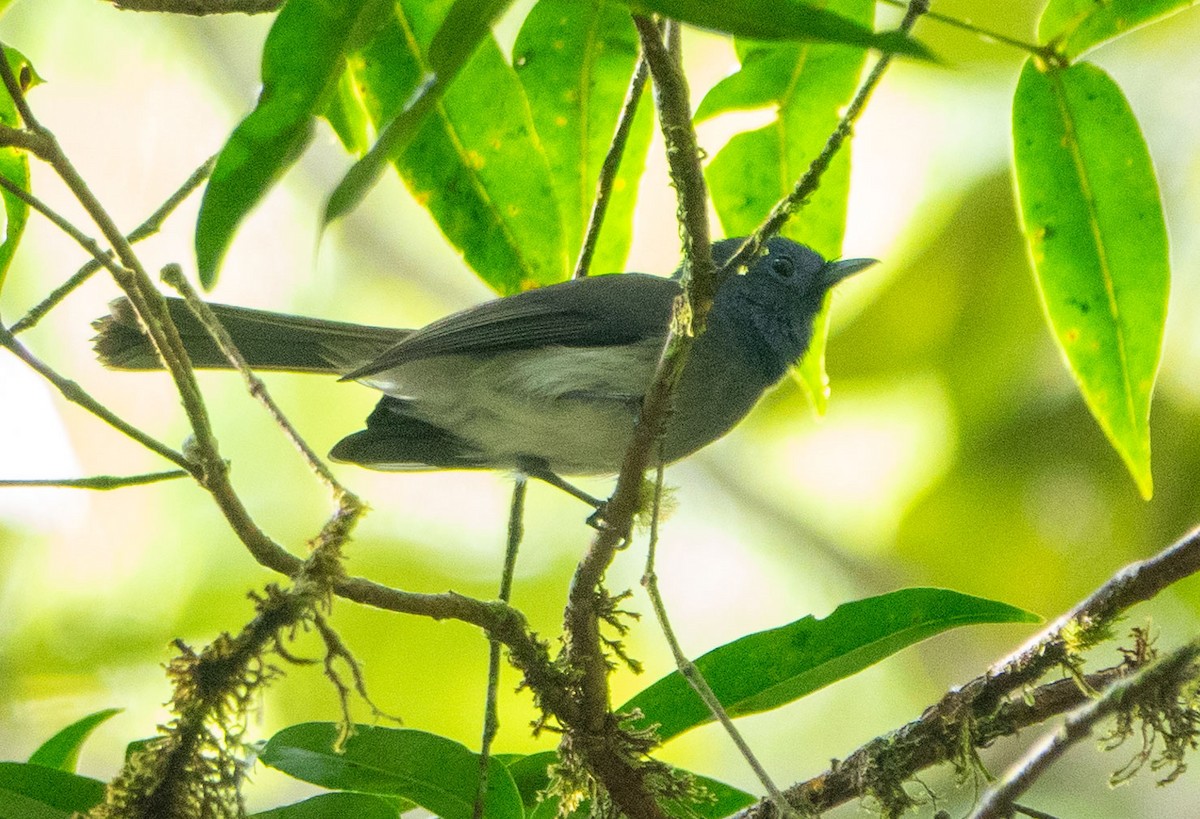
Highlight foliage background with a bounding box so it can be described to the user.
[0,0,1198,815]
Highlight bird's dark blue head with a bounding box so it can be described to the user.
[710,236,876,381]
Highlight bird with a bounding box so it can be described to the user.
[92,237,875,507]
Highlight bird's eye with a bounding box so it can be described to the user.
[770,255,794,278]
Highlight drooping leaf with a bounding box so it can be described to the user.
[513,0,652,275]
[1038,0,1198,59]
[27,709,121,773]
[350,5,567,293]
[620,588,1039,742]
[325,0,521,225]
[249,792,404,819]
[196,0,390,286]
[0,762,106,816]
[701,3,871,413]
[622,0,930,57]
[0,46,39,294]
[1012,59,1169,499]
[259,723,523,819]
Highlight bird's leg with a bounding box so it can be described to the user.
[516,458,609,529]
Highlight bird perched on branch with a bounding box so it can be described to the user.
[93,236,874,507]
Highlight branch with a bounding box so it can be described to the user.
[573,55,650,279]
[102,0,283,14]
[11,154,216,335]
[734,524,1200,816]
[970,640,1200,819]
[558,16,716,819]
[723,0,930,273]
[0,470,189,489]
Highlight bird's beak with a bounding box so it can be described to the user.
[823,257,878,287]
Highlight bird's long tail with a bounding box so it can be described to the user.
[92,296,410,374]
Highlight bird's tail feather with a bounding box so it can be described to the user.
[92,296,410,374]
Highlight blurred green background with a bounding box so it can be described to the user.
[1,1,1198,815]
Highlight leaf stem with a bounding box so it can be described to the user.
[0,469,190,490]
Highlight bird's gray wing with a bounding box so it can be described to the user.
[341,273,679,381]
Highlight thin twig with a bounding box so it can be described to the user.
[12,154,217,335]
[105,0,284,13]
[573,55,650,279]
[641,462,793,816]
[161,264,359,502]
[0,469,190,490]
[970,641,1200,819]
[474,477,527,819]
[0,323,196,473]
[724,0,930,274]
[876,0,1044,55]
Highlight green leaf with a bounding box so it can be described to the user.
[196,0,389,286]
[259,723,523,819]
[250,792,403,819]
[620,588,1039,742]
[1012,60,1168,499]
[1038,0,1198,59]
[324,0,514,225]
[349,5,567,293]
[27,709,121,773]
[0,46,38,294]
[701,6,871,413]
[0,762,106,816]
[504,750,557,809]
[623,0,931,58]
[324,63,374,156]
[514,0,652,275]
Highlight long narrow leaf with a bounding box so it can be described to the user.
[196,0,388,286]
[620,588,1038,742]
[260,723,523,819]
[1038,0,1198,59]
[0,762,106,815]
[249,792,404,818]
[514,0,652,275]
[624,0,930,57]
[701,2,870,413]
[350,6,567,293]
[1012,59,1169,499]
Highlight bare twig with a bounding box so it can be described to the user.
[723,0,930,274]
[474,477,528,819]
[161,264,359,502]
[0,322,196,473]
[11,155,216,335]
[641,463,792,815]
[573,56,650,279]
[0,470,189,489]
[104,0,283,14]
[970,641,1200,819]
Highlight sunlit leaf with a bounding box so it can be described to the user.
[0,46,39,294]
[514,0,652,275]
[0,762,106,816]
[325,0,516,225]
[620,588,1039,742]
[196,0,390,286]
[623,0,929,57]
[1012,59,1168,499]
[27,709,121,773]
[349,6,567,293]
[324,61,374,156]
[1038,0,1198,59]
[249,792,404,818]
[259,723,523,819]
[701,3,870,413]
